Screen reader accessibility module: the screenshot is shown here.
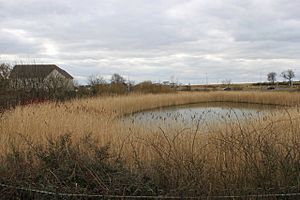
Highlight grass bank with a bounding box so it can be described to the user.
[1,91,300,197]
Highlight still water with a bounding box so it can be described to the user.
[123,102,279,127]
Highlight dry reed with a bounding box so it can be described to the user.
[1,91,300,195]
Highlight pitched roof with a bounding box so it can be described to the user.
[10,64,73,79]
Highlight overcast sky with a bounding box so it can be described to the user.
[0,0,300,84]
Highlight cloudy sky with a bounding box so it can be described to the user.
[0,0,300,84]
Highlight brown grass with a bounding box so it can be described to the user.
[1,91,300,195]
[1,91,299,152]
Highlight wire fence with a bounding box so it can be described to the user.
[2,183,300,200]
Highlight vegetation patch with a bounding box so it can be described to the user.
[1,92,300,198]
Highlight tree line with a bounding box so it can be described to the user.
[86,73,174,96]
[267,69,296,86]
[0,62,298,110]
[0,63,174,110]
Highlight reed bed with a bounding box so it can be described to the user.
[1,91,300,197]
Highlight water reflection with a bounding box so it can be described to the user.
[122,102,279,127]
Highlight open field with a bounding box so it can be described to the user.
[178,81,300,91]
[1,91,300,197]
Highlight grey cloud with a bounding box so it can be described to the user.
[0,0,299,84]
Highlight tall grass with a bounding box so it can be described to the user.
[1,91,300,196]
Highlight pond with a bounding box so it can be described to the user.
[122,102,280,128]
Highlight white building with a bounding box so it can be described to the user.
[9,64,74,91]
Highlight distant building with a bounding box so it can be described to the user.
[9,64,74,91]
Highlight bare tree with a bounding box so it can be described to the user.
[127,80,135,92]
[0,63,11,80]
[0,63,11,92]
[88,75,107,95]
[44,74,74,99]
[111,73,126,84]
[281,69,295,87]
[267,72,277,85]
[222,79,232,88]
[88,75,107,86]
[45,74,70,91]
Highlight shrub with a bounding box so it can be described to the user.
[133,81,174,94]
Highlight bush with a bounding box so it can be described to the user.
[133,81,174,94]
[0,133,152,197]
